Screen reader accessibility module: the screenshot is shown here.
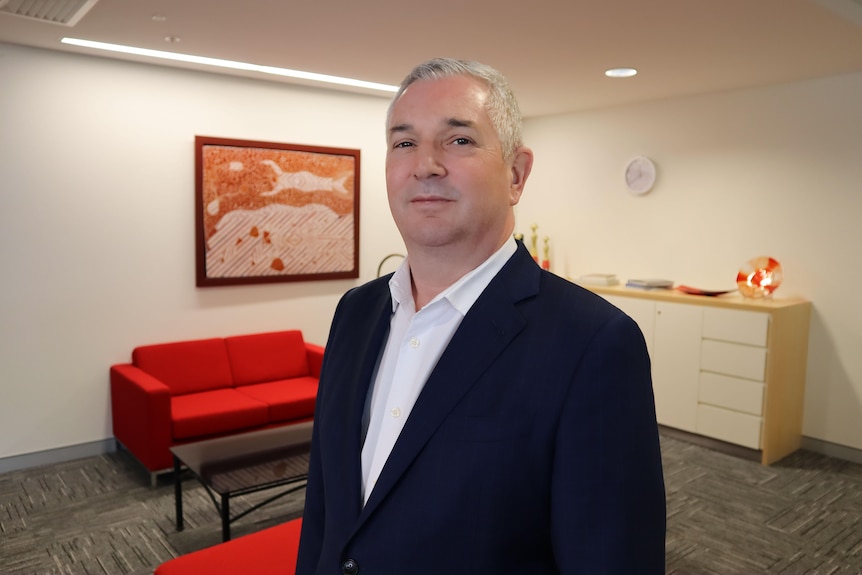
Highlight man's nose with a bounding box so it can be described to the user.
[412,146,446,179]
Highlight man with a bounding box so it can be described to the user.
[296,58,665,575]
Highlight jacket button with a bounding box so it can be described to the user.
[342,558,359,575]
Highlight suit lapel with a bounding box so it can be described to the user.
[358,244,541,519]
[335,281,395,524]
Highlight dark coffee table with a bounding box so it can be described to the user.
[171,421,313,542]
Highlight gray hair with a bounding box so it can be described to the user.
[386,58,524,160]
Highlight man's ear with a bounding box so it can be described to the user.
[509,146,534,205]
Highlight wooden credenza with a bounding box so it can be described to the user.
[586,285,811,464]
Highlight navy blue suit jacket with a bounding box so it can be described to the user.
[296,243,666,574]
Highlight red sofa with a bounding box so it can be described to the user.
[110,330,323,478]
[154,517,302,575]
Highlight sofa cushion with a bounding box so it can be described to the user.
[171,389,269,440]
[224,330,310,386]
[234,377,318,422]
[133,338,233,396]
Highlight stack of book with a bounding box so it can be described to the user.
[576,273,620,286]
[625,278,674,290]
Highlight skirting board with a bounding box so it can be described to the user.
[658,426,862,466]
[802,435,862,465]
[0,438,116,474]
[0,434,861,474]
[658,425,761,462]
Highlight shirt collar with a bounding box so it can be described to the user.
[388,236,518,316]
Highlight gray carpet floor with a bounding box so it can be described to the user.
[1,434,861,574]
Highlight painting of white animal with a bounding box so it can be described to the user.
[260,160,351,197]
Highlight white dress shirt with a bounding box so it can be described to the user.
[360,237,518,504]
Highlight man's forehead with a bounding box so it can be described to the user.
[389,77,489,130]
[389,116,478,134]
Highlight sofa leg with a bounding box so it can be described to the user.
[115,440,168,487]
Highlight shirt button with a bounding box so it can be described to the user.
[390,407,402,418]
[409,337,420,348]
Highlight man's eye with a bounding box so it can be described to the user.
[451,137,472,145]
[393,141,414,149]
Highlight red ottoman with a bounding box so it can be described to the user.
[154,518,302,575]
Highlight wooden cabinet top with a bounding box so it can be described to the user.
[583,284,810,312]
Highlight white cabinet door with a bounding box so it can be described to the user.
[603,296,702,431]
[652,302,702,432]
[604,295,656,359]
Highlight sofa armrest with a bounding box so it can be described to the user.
[110,363,174,472]
[305,343,325,378]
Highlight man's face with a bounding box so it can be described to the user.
[385,75,527,257]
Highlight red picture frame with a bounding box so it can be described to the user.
[195,136,360,286]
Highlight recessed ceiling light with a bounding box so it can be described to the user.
[60,37,399,94]
[605,67,638,78]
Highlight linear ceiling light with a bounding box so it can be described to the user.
[605,67,638,78]
[61,37,399,93]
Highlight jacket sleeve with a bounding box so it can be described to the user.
[551,312,666,574]
[295,292,351,575]
[295,415,325,574]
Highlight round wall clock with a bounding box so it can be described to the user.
[625,155,657,195]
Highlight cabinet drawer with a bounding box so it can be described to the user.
[701,340,767,381]
[702,308,768,346]
[697,404,762,449]
[699,372,764,415]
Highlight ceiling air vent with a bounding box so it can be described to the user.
[0,0,99,26]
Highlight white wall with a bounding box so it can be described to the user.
[518,72,862,450]
[2,42,861,463]
[0,43,403,460]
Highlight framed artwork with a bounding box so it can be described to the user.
[195,136,360,286]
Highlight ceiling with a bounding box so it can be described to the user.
[2,0,862,117]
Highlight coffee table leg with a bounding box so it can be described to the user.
[174,455,184,531]
[221,494,231,542]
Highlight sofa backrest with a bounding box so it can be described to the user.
[133,338,233,395]
[225,330,310,386]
